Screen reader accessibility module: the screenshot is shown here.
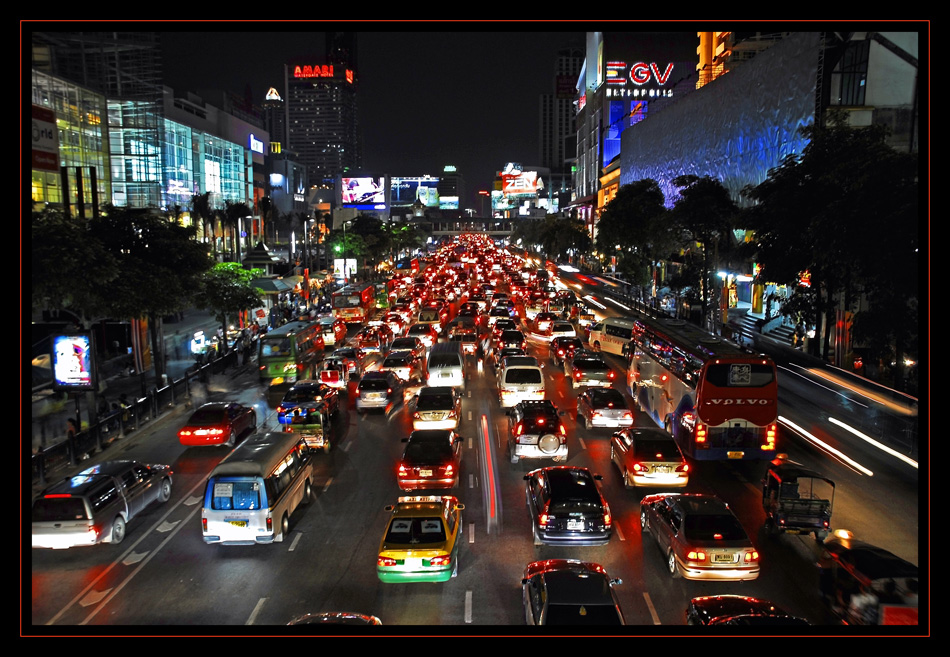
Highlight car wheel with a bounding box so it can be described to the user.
[226,430,235,447]
[508,442,520,464]
[158,478,172,503]
[532,523,543,546]
[111,516,126,545]
[568,377,574,389]
[623,469,634,490]
[452,551,459,578]
[640,509,649,533]
[304,480,314,503]
[249,412,257,432]
[668,551,681,578]
[279,514,290,541]
[584,414,592,430]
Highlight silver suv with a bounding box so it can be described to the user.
[32,460,173,548]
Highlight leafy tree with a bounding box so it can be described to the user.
[669,175,739,330]
[87,206,212,384]
[224,201,254,263]
[192,262,266,341]
[191,192,217,261]
[31,206,120,319]
[596,179,677,294]
[743,111,918,381]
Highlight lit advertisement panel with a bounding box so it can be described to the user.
[501,171,539,196]
[341,177,387,210]
[390,177,440,207]
[439,196,458,210]
[51,333,95,392]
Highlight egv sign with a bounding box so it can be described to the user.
[605,61,675,86]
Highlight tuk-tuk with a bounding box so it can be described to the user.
[318,357,349,390]
[817,533,919,626]
[762,455,834,542]
[279,402,334,453]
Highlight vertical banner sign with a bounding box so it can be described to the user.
[32,105,59,172]
[131,318,152,374]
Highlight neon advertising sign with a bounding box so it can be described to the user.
[604,61,676,99]
[294,64,334,78]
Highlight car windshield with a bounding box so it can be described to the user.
[505,369,542,384]
[684,514,748,541]
[385,517,446,544]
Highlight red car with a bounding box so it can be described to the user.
[178,402,257,446]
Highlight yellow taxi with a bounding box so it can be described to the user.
[376,495,465,583]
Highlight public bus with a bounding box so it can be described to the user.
[257,320,325,386]
[621,314,779,462]
[332,283,376,325]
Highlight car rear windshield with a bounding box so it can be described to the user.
[283,389,324,403]
[633,438,680,460]
[418,310,440,322]
[429,354,461,368]
[188,408,227,424]
[33,497,88,522]
[385,517,446,544]
[574,359,609,371]
[417,394,455,410]
[504,369,542,384]
[404,439,454,462]
[684,514,747,541]
[359,378,390,391]
[545,603,622,625]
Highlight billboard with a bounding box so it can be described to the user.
[390,177,440,207]
[501,171,541,196]
[341,176,387,210]
[32,105,59,172]
[51,333,95,392]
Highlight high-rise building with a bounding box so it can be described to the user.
[285,32,362,186]
[539,46,583,175]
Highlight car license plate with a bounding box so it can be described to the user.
[420,469,432,477]
[368,393,381,400]
[656,465,670,473]
[272,377,285,385]
[567,519,584,530]
[727,451,745,459]
[228,520,248,528]
[713,553,735,563]
[604,421,618,427]
[441,372,452,378]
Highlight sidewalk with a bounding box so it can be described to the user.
[30,308,223,455]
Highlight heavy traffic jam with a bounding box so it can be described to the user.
[32,234,918,629]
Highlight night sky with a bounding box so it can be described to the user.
[160,25,698,210]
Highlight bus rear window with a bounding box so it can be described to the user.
[260,338,292,357]
[704,363,775,387]
[210,479,263,511]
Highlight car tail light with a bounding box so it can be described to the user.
[397,463,408,477]
[676,463,689,473]
[764,423,777,450]
[558,424,566,436]
[515,423,524,436]
[632,462,647,472]
[744,550,760,563]
[557,349,564,356]
[266,516,273,533]
[608,370,615,379]
[695,423,707,444]
[538,502,550,526]
[429,554,452,567]
[378,556,397,567]
[686,549,707,562]
[202,518,207,532]
[444,464,454,476]
[602,503,612,528]
[622,412,633,419]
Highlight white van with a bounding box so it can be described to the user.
[427,342,466,390]
[497,355,546,408]
[201,432,315,545]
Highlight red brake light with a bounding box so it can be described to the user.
[744,550,760,563]
[695,423,707,443]
[378,556,397,567]
[428,554,452,567]
[686,549,707,562]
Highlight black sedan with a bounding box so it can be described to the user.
[685,595,810,626]
[522,559,625,625]
[549,336,585,366]
[277,379,340,418]
[524,466,612,547]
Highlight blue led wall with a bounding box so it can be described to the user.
[619,32,820,207]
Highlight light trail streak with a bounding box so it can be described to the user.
[778,415,874,476]
[582,295,606,310]
[828,417,918,469]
